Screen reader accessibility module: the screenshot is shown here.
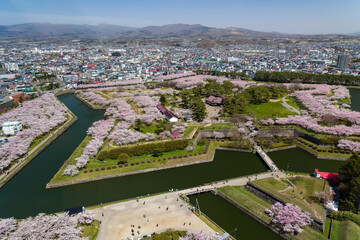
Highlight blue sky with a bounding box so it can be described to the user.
[1,0,359,34]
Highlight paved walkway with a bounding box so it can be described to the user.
[281,96,301,115]
[179,172,284,196]
[254,146,280,172]
[93,192,215,240]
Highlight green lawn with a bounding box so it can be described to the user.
[331,220,360,240]
[48,139,214,186]
[285,96,302,111]
[245,101,296,118]
[252,176,327,220]
[81,221,100,240]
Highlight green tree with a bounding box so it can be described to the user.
[339,155,360,211]
[117,153,129,164]
[190,96,207,121]
[245,85,271,104]
[134,119,143,131]
[160,94,166,105]
[180,90,192,108]
[224,93,249,115]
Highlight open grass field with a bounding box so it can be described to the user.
[331,220,360,240]
[252,176,327,220]
[245,101,296,118]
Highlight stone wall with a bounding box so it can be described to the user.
[245,182,325,233]
[257,128,295,138]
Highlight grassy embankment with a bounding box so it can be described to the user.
[48,138,214,185]
[330,220,360,240]
[218,181,329,240]
[81,220,100,240]
[252,176,328,220]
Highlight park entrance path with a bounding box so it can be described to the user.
[281,96,301,115]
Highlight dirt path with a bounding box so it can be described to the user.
[281,96,301,115]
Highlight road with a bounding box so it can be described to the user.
[281,96,301,115]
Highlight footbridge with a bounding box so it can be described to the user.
[179,172,284,196]
[254,145,279,172]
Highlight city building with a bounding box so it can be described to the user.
[336,55,350,69]
[2,121,22,135]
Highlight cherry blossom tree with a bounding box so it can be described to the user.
[179,231,220,240]
[0,218,17,239]
[1,212,90,239]
[337,139,360,152]
[0,94,68,171]
[265,202,313,234]
[77,211,95,225]
[63,165,79,177]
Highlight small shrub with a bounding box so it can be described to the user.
[136,162,139,165]
[168,157,172,160]
[124,164,128,167]
[173,156,177,159]
[84,170,88,173]
[334,150,339,153]
[148,160,151,163]
[118,165,123,168]
[107,166,111,170]
[184,155,188,158]
[101,167,105,170]
[112,165,116,169]
[141,161,145,164]
[178,155,183,159]
[163,158,166,160]
[89,169,93,172]
[131,163,135,166]
[95,168,99,171]
[189,154,192,156]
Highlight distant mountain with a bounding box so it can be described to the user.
[0,22,355,41]
[0,23,137,40]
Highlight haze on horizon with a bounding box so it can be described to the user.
[1,0,359,35]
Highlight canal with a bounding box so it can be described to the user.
[0,89,358,219]
[189,193,282,240]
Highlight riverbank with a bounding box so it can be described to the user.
[75,93,107,110]
[0,98,78,189]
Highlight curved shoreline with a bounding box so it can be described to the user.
[0,96,78,189]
